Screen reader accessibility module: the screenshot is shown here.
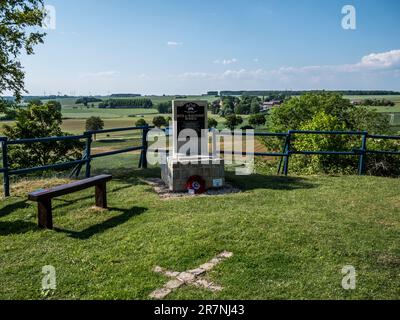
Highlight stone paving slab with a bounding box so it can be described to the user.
[149,251,234,299]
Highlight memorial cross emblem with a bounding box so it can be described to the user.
[149,251,233,299]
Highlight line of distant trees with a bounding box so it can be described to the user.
[218,90,400,96]
[75,97,102,105]
[157,101,172,114]
[354,99,396,107]
[99,98,153,109]
[110,94,141,98]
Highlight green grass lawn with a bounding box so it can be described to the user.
[0,160,399,300]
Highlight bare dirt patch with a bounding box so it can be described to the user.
[4,178,73,198]
[377,254,400,267]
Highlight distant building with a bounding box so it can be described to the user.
[350,100,363,105]
[261,100,283,112]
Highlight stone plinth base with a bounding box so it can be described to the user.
[161,156,225,192]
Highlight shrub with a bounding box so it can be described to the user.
[290,111,358,174]
[263,93,400,176]
[3,102,84,170]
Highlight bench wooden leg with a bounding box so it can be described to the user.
[95,182,107,209]
[38,199,53,229]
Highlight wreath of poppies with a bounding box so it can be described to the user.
[186,175,206,194]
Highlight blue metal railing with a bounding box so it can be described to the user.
[0,125,152,197]
[210,130,400,176]
[1,128,399,197]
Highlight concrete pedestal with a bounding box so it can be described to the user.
[161,156,225,192]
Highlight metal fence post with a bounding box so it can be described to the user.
[85,133,92,178]
[358,132,368,176]
[2,138,10,197]
[140,125,149,169]
[283,131,292,176]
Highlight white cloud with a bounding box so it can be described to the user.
[358,49,400,69]
[167,41,183,47]
[213,58,238,65]
[79,71,120,79]
[172,49,400,90]
[253,58,259,63]
[137,73,151,80]
[176,72,213,79]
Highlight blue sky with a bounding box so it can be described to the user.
[20,0,400,95]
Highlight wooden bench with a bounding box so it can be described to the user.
[28,175,112,229]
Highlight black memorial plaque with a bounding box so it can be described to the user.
[176,102,206,138]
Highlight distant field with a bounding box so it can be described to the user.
[344,95,400,113]
[37,95,218,121]
[41,95,217,108]
[1,94,399,135]
[0,112,229,135]
[62,107,159,119]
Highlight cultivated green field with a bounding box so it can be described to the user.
[1,94,399,136]
[62,107,159,119]
[0,163,399,299]
[344,95,400,113]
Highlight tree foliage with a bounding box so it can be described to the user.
[85,116,104,140]
[219,96,239,116]
[3,102,84,169]
[152,116,167,128]
[208,118,218,129]
[269,93,389,133]
[157,101,172,114]
[76,97,102,106]
[46,100,61,111]
[357,99,395,107]
[26,98,43,106]
[0,0,46,100]
[0,99,18,120]
[224,114,243,130]
[248,114,267,127]
[99,98,153,109]
[135,118,148,127]
[264,93,399,176]
[85,116,104,131]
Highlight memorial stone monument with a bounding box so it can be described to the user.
[161,100,225,192]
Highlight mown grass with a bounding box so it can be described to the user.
[0,159,399,300]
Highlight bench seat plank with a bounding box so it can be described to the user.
[28,174,112,229]
[28,174,112,201]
